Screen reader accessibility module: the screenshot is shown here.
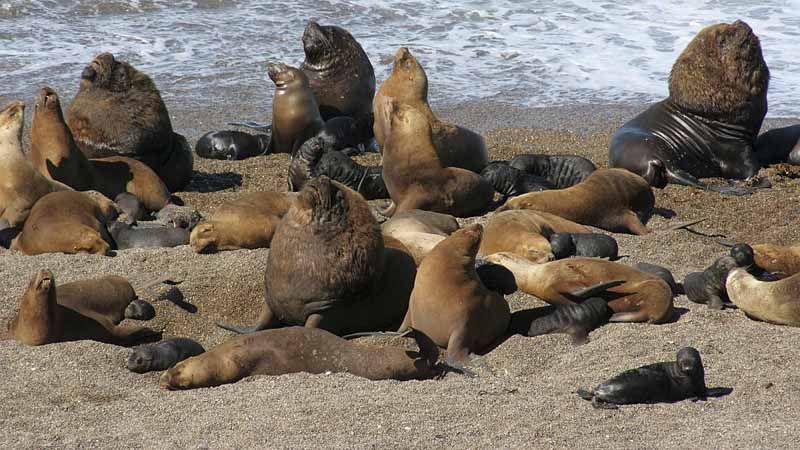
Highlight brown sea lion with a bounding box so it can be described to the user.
[55,275,155,323]
[609,21,768,196]
[381,103,493,217]
[399,224,510,365]
[30,87,170,212]
[66,52,193,192]
[727,268,800,327]
[189,191,296,253]
[498,168,654,235]
[752,243,800,278]
[160,327,438,389]
[484,253,674,323]
[478,210,589,263]
[7,270,159,346]
[11,190,116,256]
[374,47,489,173]
[267,62,325,154]
[218,176,412,335]
[380,209,459,264]
[0,101,70,228]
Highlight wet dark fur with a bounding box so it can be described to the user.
[480,161,553,198]
[195,130,270,160]
[509,154,597,189]
[546,229,619,260]
[527,297,611,344]
[683,243,771,309]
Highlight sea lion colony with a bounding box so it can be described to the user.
[2,19,799,405]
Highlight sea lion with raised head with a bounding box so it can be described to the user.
[509,154,597,189]
[267,62,325,154]
[374,47,489,173]
[381,103,493,217]
[480,161,554,199]
[498,168,654,235]
[127,337,205,373]
[66,53,193,191]
[478,210,589,263]
[683,243,772,309]
[727,267,800,327]
[526,297,612,345]
[754,125,800,165]
[609,21,769,195]
[194,130,270,160]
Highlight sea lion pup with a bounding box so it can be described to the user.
[127,338,205,373]
[478,210,589,263]
[66,53,193,192]
[398,224,510,365]
[545,229,620,260]
[609,21,769,196]
[267,62,325,154]
[577,347,708,409]
[160,327,439,389]
[509,154,597,189]
[751,243,800,278]
[8,270,159,346]
[683,244,766,309]
[374,47,489,173]
[189,191,295,254]
[381,103,493,217]
[633,262,679,296]
[526,297,612,345]
[727,267,800,327]
[194,130,270,160]
[30,87,170,212]
[115,193,146,224]
[109,221,189,250]
[0,101,70,228]
[480,161,554,199]
[381,209,460,265]
[755,125,800,165]
[11,190,116,256]
[484,253,674,323]
[498,168,654,235]
[219,176,412,335]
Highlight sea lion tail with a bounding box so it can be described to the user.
[576,389,594,401]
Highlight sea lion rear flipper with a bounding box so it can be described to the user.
[228,121,272,133]
[566,280,626,300]
[705,387,733,398]
[216,303,277,334]
[407,328,440,367]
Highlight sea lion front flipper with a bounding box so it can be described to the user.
[668,168,755,196]
[216,303,277,334]
[708,294,724,310]
[576,389,594,400]
[566,280,626,300]
[228,121,272,133]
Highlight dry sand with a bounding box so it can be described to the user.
[2,100,800,449]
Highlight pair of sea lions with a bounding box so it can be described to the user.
[683,244,761,309]
[478,210,588,263]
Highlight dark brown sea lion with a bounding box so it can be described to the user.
[478,210,589,263]
[160,327,439,389]
[399,224,510,365]
[30,87,171,212]
[754,125,800,165]
[374,47,489,173]
[0,101,70,228]
[727,267,800,327]
[267,62,325,154]
[194,130,270,160]
[127,337,205,373]
[509,154,597,189]
[498,168,654,235]
[189,191,296,253]
[381,103,493,217]
[66,52,193,191]
[526,297,612,345]
[7,270,159,346]
[609,20,769,195]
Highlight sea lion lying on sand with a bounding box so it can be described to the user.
[127,338,205,373]
[195,130,271,160]
[480,161,553,199]
[509,154,597,189]
[478,210,589,263]
[727,267,800,327]
[526,297,612,345]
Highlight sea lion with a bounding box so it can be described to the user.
[115,193,146,224]
[398,224,510,365]
[11,190,116,256]
[155,204,201,230]
[55,274,154,323]
[484,253,674,323]
[480,161,554,198]
[633,262,679,296]
[509,154,597,189]
[194,130,270,160]
[498,168,654,235]
[478,210,590,263]
[381,103,493,217]
[189,191,295,253]
[127,337,205,373]
[683,244,770,309]
[381,209,460,265]
[0,219,15,248]
[526,297,612,345]
[30,87,171,212]
[218,176,412,335]
[267,62,325,154]
[754,125,800,165]
[0,101,70,228]
[8,270,159,346]
[727,268,800,327]
[109,221,189,250]
[374,47,489,173]
[751,243,800,278]
[546,230,619,260]
[160,327,439,389]
[66,53,193,192]
[609,21,769,195]
[577,347,708,409]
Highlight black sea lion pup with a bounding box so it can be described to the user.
[683,243,769,309]
[609,21,769,195]
[194,130,270,160]
[577,347,709,409]
[127,338,205,373]
[313,150,388,200]
[160,326,439,389]
[754,124,800,166]
[480,161,553,198]
[633,262,679,296]
[509,154,597,189]
[527,297,612,344]
[543,226,619,260]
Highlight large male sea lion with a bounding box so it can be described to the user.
[381,103,493,217]
[30,87,170,212]
[609,21,769,195]
[727,268,800,327]
[0,101,70,227]
[267,63,325,154]
[498,168,654,235]
[509,154,597,189]
[374,47,489,173]
[66,53,193,192]
[478,210,589,263]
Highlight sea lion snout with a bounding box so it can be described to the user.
[33,270,54,292]
[676,347,703,374]
[267,62,289,85]
[36,87,59,110]
[302,21,330,54]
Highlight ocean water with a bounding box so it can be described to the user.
[0,0,798,117]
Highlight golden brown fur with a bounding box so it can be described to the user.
[752,244,800,278]
[381,210,460,264]
[727,268,800,327]
[267,63,325,154]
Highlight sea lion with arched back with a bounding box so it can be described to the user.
[609,21,769,195]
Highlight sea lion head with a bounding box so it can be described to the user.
[30,269,55,299]
[80,52,135,93]
[127,346,156,373]
[730,243,755,268]
[453,223,484,258]
[0,100,25,142]
[302,21,361,69]
[389,47,429,102]
[189,222,220,254]
[676,346,704,376]
[549,233,576,259]
[668,20,769,127]
[34,87,62,117]
[288,176,349,232]
[267,62,309,91]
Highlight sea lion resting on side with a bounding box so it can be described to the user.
[478,210,589,263]
[8,270,159,346]
[109,221,189,250]
[66,53,193,192]
[160,327,439,390]
[498,168,654,235]
[0,101,70,228]
[127,337,205,373]
[480,161,554,199]
[545,228,619,261]
[374,47,489,173]
[195,130,271,160]
[754,124,800,166]
[526,297,612,345]
[509,154,597,189]
[727,267,800,327]
[609,21,769,195]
